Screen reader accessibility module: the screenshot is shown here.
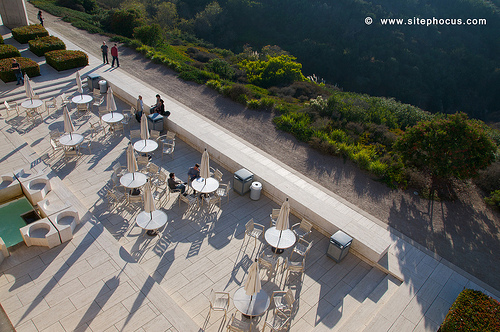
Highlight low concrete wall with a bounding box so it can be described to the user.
[103,74,391,263]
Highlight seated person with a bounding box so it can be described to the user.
[187,163,200,181]
[168,173,186,194]
[149,94,161,113]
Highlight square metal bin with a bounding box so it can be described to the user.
[233,168,253,195]
[327,230,353,263]
[147,113,164,132]
[87,73,100,90]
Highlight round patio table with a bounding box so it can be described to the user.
[59,133,84,147]
[101,112,124,124]
[21,99,43,109]
[233,287,270,317]
[120,172,148,189]
[133,139,158,154]
[136,209,168,236]
[264,227,296,254]
[191,177,219,194]
[72,95,93,104]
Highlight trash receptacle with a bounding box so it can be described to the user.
[233,168,253,195]
[147,113,164,132]
[99,80,108,93]
[327,230,353,263]
[87,73,100,90]
[250,182,262,200]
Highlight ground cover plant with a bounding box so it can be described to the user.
[28,36,66,56]
[11,24,49,44]
[438,289,500,332]
[0,57,40,82]
[45,50,88,71]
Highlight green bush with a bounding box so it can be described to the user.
[239,54,306,88]
[439,289,500,332]
[485,190,500,208]
[45,50,88,71]
[133,24,164,47]
[12,24,49,44]
[0,57,40,82]
[28,36,66,56]
[178,67,218,84]
[0,45,21,60]
[0,34,4,44]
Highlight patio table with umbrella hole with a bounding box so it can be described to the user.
[264,198,296,254]
[234,259,270,318]
[59,106,84,147]
[134,113,158,157]
[121,143,148,189]
[135,180,167,236]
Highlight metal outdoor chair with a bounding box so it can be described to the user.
[245,218,264,248]
[209,289,229,320]
[291,218,313,240]
[269,208,280,227]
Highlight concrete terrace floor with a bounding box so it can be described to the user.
[0,20,499,332]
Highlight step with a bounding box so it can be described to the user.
[313,267,387,332]
[361,280,413,332]
[333,274,401,332]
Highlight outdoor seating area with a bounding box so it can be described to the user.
[1,21,498,332]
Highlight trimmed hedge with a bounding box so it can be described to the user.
[0,57,40,82]
[0,45,21,60]
[11,24,49,44]
[45,50,88,71]
[439,289,500,332]
[29,36,66,56]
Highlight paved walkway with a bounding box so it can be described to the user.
[0,11,499,332]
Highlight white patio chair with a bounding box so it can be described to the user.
[209,289,229,320]
[291,238,313,259]
[216,181,231,204]
[161,140,175,161]
[227,313,252,332]
[258,246,278,276]
[264,309,291,331]
[4,101,19,116]
[179,193,198,208]
[269,208,280,227]
[245,218,264,248]
[150,129,160,140]
[44,97,57,116]
[213,169,223,182]
[271,289,295,315]
[291,218,313,240]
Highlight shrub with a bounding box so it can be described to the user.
[0,45,21,60]
[484,190,500,208]
[475,162,500,194]
[0,34,4,44]
[45,50,88,71]
[12,24,49,44]
[206,58,235,79]
[178,67,218,84]
[239,54,306,88]
[223,83,252,104]
[28,36,66,56]
[133,24,164,47]
[439,289,500,332]
[56,0,96,13]
[0,57,40,82]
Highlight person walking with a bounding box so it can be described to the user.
[101,42,109,64]
[37,11,44,26]
[111,44,119,68]
[11,59,23,86]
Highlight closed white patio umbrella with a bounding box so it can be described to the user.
[63,106,75,139]
[127,143,138,179]
[24,73,34,101]
[143,180,156,220]
[140,113,149,141]
[275,198,290,248]
[107,87,117,114]
[76,71,83,95]
[244,259,262,316]
[200,148,210,179]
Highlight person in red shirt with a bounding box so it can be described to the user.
[111,44,119,68]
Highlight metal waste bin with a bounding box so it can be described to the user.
[327,230,353,263]
[99,80,108,93]
[233,168,253,195]
[87,73,100,90]
[250,182,262,200]
[147,113,164,132]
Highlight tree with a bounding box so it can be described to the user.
[394,113,497,181]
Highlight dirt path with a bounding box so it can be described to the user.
[25,4,500,291]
